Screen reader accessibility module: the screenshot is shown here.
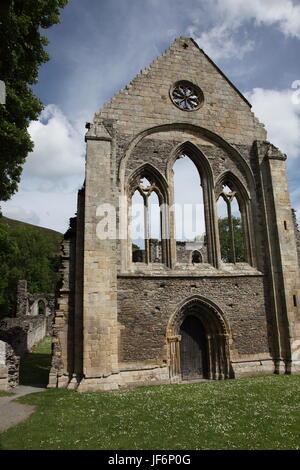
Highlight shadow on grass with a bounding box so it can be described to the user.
[19,337,52,387]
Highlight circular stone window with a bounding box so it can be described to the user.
[170,80,204,111]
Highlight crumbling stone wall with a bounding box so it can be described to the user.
[0,280,54,389]
[0,317,47,357]
[16,280,55,335]
[0,339,25,390]
[0,333,21,390]
[292,209,300,269]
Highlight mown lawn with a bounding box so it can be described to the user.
[0,375,299,450]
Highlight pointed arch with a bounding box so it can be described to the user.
[118,123,255,197]
[215,171,255,265]
[127,163,170,266]
[168,141,218,268]
[167,140,214,184]
[215,170,250,202]
[127,163,169,204]
[167,295,232,380]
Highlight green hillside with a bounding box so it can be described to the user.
[0,215,63,249]
[0,215,63,318]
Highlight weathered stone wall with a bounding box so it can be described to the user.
[117,275,270,364]
[97,37,266,146]
[0,316,47,357]
[49,219,76,388]
[292,209,300,269]
[16,280,55,328]
[0,340,20,390]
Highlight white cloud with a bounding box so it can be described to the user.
[189,23,254,60]
[219,0,300,38]
[2,206,40,226]
[189,0,300,60]
[245,85,300,223]
[1,104,86,232]
[245,87,300,159]
[24,104,85,186]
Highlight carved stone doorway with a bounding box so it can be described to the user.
[167,296,231,382]
[179,315,208,380]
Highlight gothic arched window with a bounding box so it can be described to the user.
[169,143,216,267]
[217,180,249,263]
[129,166,169,265]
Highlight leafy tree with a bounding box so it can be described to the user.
[218,216,246,263]
[0,0,68,202]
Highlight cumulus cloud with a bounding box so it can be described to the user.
[245,87,300,159]
[1,104,86,232]
[245,85,300,222]
[189,23,254,60]
[24,104,85,187]
[189,0,300,60]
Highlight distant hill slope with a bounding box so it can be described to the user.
[0,215,63,250]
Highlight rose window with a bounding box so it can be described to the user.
[170,81,203,111]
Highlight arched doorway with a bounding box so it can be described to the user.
[167,296,231,382]
[180,315,208,380]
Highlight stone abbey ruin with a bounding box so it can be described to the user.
[0,281,54,390]
[48,37,300,392]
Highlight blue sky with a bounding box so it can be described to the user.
[2,0,300,233]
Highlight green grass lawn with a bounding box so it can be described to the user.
[0,375,299,450]
[0,391,15,397]
[19,336,52,386]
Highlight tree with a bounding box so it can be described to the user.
[0,221,61,318]
[0,0,68,202]
[218,215,246,263]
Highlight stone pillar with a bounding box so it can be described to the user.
[73,188,85,380]
[16,280,28,316]
[48,225,75,388]
[257,142,300,373]
[79,121,119,388]
[0,340,9,391]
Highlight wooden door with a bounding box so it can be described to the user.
[180,315,208,380]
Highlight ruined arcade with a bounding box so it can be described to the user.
[48,37,300,392]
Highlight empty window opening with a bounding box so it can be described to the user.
[293,295,297,307]
[173,155,206,263]
[192,250,202,264]
[38,300,46,315]
[217,184,246,263]
[131,189,145,262]
[149,191,162,262]
[131,176,162,263]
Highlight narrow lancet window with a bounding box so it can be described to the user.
[149,191,161,262]
[131,189,145,262]
[131,175,162,263]
[173,155,206,264]
[217,184,246,263]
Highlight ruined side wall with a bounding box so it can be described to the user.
[48,220,76,388]
[0,317,47,389]
[0,340,20,390]
[0,317,47,357]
